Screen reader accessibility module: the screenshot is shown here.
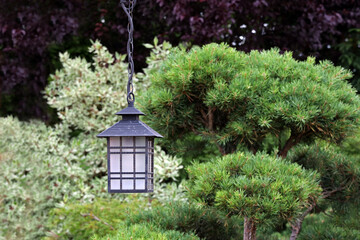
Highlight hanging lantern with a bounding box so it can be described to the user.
[97,0,162,193]
[97,107,162,193]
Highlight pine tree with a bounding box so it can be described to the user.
[141,43,360,239]
[141,43,360,157]
[187,152,322,240]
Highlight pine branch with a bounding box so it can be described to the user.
[278,129,311,158]
[290,199,317,240]
[290,187,345,239]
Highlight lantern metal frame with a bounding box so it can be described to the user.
[97,107,162,193]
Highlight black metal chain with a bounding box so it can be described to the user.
[120,0,137,107]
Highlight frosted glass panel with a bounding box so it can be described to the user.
[136,154,145,172]
[135,137,146,147]
[136,180,145,190]
[110,154,120,172]
[110,174,120,178]
[122,180,134,190]
[110,180,120,190]
[110,148,120,152]
[122,154,133,172]
[122,137,133,153]
[135,148,145,153]
[110,137,120,147]
[136,174,145,178]
[122,137,133,146]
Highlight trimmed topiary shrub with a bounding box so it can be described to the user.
[187,151,322,239]
[141,43,360,158]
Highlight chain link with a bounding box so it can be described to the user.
[120,0,137,106]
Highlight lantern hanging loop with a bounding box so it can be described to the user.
[120,0,137,107]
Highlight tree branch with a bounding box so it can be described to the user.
[289,187,345,239]
[208,107,214,131]
[290,198,316,240]
[81,213,115,230]
[278,130,311,158]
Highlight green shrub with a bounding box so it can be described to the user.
[127,201,243,240]
[45,40,130,133]
[141,43,360,158]
[0,117,93,240]
[287,144,360,204]
[0,39,182,240]
[44,38,171,134]
[45,198,152,240]
[298,210,360,240]
[93,222,199,240]
[187,151,322,239]
[44,39,186,202]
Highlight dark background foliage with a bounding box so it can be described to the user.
[1,0,359,121]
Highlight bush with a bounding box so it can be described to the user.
[127,201,243,240]
[44,39,186,203]
[141,43,360,158]
[187,151,322,239]
[45,198,152,240]
[298,210,360,240]
[93,222,200,240]
[287,144,360,204]
[0,117,95,240]
[0,40,183,239]
[44,38,171,134]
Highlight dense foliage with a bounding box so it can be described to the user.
[0,117,93,239]
[93,222,199,240]
[187,151,321,239]
[0,41,184,239]
[45,198,153,240]
[337,29,360,90]
[127,201,243,240]
[45,40,130,132]
[288,144,360,205]
[297,210,360,240]
[142,43,360,158]
[1,33,360,239]
[1,0,359,119]
[140,42,360,239]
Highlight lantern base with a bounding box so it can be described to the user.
[108,189,154,193]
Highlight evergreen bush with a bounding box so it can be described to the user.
[127,201,243,240]
[297,210,360,240]
[288,144,360,205]
[187,151,322,239]
[141,43,360,158]
[140,42,360,238]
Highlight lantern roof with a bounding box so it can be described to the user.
[97,106,163,138]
